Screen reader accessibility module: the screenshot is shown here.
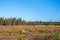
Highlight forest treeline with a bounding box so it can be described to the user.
[0,17,60,25]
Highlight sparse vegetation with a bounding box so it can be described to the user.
[0,17,60,25]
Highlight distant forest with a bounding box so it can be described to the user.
[0,17,60,25]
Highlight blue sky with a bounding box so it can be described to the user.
[0,0,60,21]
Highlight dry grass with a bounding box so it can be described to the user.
[0,25,60,40]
